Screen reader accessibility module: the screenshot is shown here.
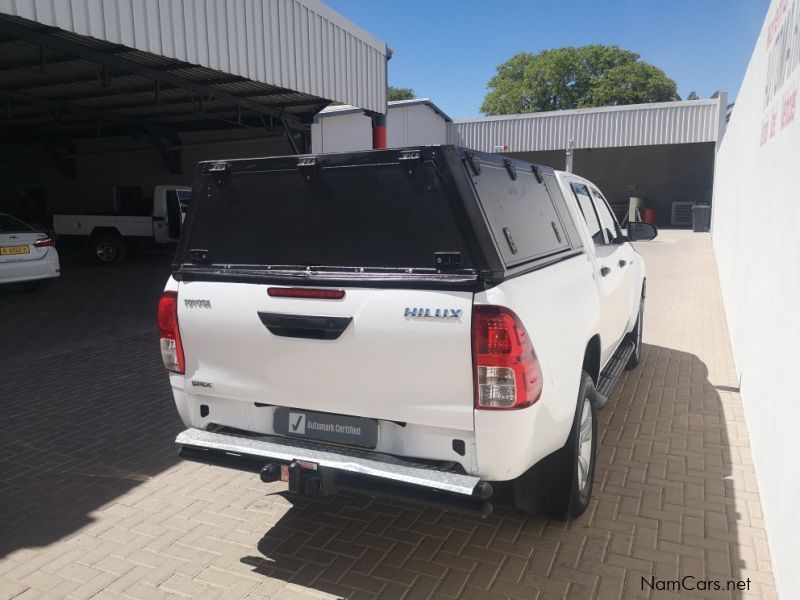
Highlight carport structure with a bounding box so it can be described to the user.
[0,0,388,219]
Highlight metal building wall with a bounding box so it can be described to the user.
[448,98,725,152]
[387,103,448,148]
[310,109,371,153]
[0,0,388,113]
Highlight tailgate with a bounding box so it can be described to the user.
[178,281,475,431]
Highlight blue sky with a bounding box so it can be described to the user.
[326,0,770,119]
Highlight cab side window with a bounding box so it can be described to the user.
[571,183,604,246]
[590,187,623,243]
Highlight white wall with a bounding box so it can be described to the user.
[712,0,800,596]
[387,104,448,148]
[311,112,372,153]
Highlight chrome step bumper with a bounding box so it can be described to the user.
[175,427,483,497]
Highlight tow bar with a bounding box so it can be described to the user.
[259,460,494,518]
[177,430,494,518]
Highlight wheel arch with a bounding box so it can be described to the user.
[582,334,602,386]
[89,226,122,239]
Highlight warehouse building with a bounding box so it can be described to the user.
[0,0,389,224]
[0,0,729,232]
[313,96,729,228]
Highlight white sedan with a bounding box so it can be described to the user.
[0,213,60,291]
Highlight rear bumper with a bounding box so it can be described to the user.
[171,385,480,475]
[176,427,493,516]
[0,249,60,284]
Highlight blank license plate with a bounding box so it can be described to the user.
[0,245,29,255]
[273,407,378,448]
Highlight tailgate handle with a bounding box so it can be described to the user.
[258,312,352,340]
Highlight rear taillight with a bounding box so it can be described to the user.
[472,305,543,410]
[34,238,55,248]
[158,291,185,374]
[267,287,345,299]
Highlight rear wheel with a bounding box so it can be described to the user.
[91,235,126,265]
[513,372,597,519]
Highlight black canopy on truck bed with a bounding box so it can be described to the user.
[174,146,583,289]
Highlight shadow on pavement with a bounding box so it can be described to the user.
[241,344,754,599]
[0,248,173,361]
[0,251,182,559]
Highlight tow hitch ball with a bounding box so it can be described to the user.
[259,463,281,483]
[260,461,336,497]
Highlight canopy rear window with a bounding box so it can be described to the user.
[178,160,473,272]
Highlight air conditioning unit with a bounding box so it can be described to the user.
[671,202,694,227]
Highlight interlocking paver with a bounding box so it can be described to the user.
[0,231,778,598]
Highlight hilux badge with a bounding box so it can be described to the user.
[404,307,462,319]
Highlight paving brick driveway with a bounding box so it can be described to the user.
[0,232,777,599]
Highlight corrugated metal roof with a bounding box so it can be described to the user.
[448,99,725,151]
[383,99,452,122]
[0,0,388,113]
[0,32,322,137]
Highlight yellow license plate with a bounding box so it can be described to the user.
[0,245,30,255]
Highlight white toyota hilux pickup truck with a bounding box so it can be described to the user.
[160,146,657,519]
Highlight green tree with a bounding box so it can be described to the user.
[687,91,699,100]
[388,86,415,101]
[480,45,678,115]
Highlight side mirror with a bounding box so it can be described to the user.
[627,221,658,241]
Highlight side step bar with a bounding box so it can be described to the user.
[176,428,493,517]
[595,339,635,408]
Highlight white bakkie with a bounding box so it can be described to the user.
[53,185,190,265]
[160,146,657,519]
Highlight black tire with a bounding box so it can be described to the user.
[90,235,126,265]
[625,294,644,370]
[513,372,598,520]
